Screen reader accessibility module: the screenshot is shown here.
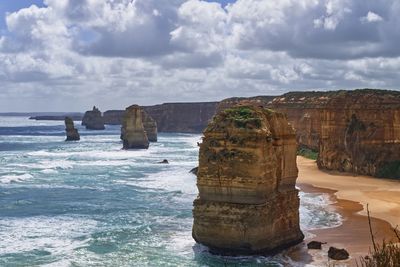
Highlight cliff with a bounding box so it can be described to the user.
[143,102,218,133]
[65,117,80,141]
[82,106,105,130]
[219,89,400,179]
[121,105,149,149]
[192,105,303,255]
[103,110,124,125]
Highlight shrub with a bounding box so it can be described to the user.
[376,161,400,179]
[297,147,319,160]
[357,206,400,267]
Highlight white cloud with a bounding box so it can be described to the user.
[361,11,383,23]
[0,0,399,111]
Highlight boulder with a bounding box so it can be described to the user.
[307,241,324,250]
[192,105,304,255]
[65,117,80,141]
[121,105,149,149]
[82,106,105,130]
[189,167,198,175]
[328,247,350,260]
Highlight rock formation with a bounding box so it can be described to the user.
[82,106,105,130]
[218,89,400,179]
[192,105,304,255]
[141,110,157,142]
[121,105,149,149]
[103,110,124,125]
[143,102,218,133]
[119,109,157,142]
[65,117,80,141]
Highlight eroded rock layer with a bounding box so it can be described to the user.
[192,105,303,255]
[82,106,105,130]
[121,105,149,149]
[218,89,400,178]
[65,117,80,141]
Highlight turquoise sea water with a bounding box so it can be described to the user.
[0,117,342,267]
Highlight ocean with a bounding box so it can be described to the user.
[0,116,342,266]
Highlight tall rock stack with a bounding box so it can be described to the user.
[192,105,303,255]
[121,105,149,149]
[141,110,158,142]
[82,106,105,130]
[65,117,80,141]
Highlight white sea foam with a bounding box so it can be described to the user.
[0,173,33,184]
[0,216,97,256]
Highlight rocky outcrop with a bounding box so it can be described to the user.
[65,117,80,141]
[82,106,105,130]
[192,105,303,255]
[218,89,400,179]
[121,105,149,149]
[119,109,157,142]
[143,102,218,133]
[141,110,157,142]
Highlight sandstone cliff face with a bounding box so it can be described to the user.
[141,110,157,142]
[218,90,400,179]
[114,109,157,142]
[316,91,400,178]
[143,102,218,133]
[121,105,149,149]
[82,106,105,130]
[192,105,303,255]
[65,117,80,141]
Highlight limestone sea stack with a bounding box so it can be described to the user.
[141,110,157,142]
[192,105,304,255]
[82,106,105,130]
[121,105,149,149]
[65,117,80,141]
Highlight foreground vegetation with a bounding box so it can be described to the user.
[357,206,400,267]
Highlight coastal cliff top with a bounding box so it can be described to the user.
[205,105,293,136]
[270,89,400,108]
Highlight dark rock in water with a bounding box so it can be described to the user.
[65,117,80,141]
[121,105,149,149]
[328,247,350,260]
[158,159,169,164]
[307,241,324,249]
[82,106,105,130]
[192,105,304,255]
[189,167,198,175]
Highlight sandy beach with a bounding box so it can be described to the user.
[296,156,400,266]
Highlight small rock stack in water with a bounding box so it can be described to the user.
[121,105,149,149]
[82,106,105,130]
[192,105,304,255]
[64,117,80,141]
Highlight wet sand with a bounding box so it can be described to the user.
[296,156,400,266]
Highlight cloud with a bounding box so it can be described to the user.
[360,11,383,23]
[0,0,399,111]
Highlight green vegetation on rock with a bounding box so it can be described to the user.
[223,106,262,129]
[297,147,318,160]
[376,161,400,179]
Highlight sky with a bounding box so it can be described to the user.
[0,0,399,112]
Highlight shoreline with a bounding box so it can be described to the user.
[296,156,400,266]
